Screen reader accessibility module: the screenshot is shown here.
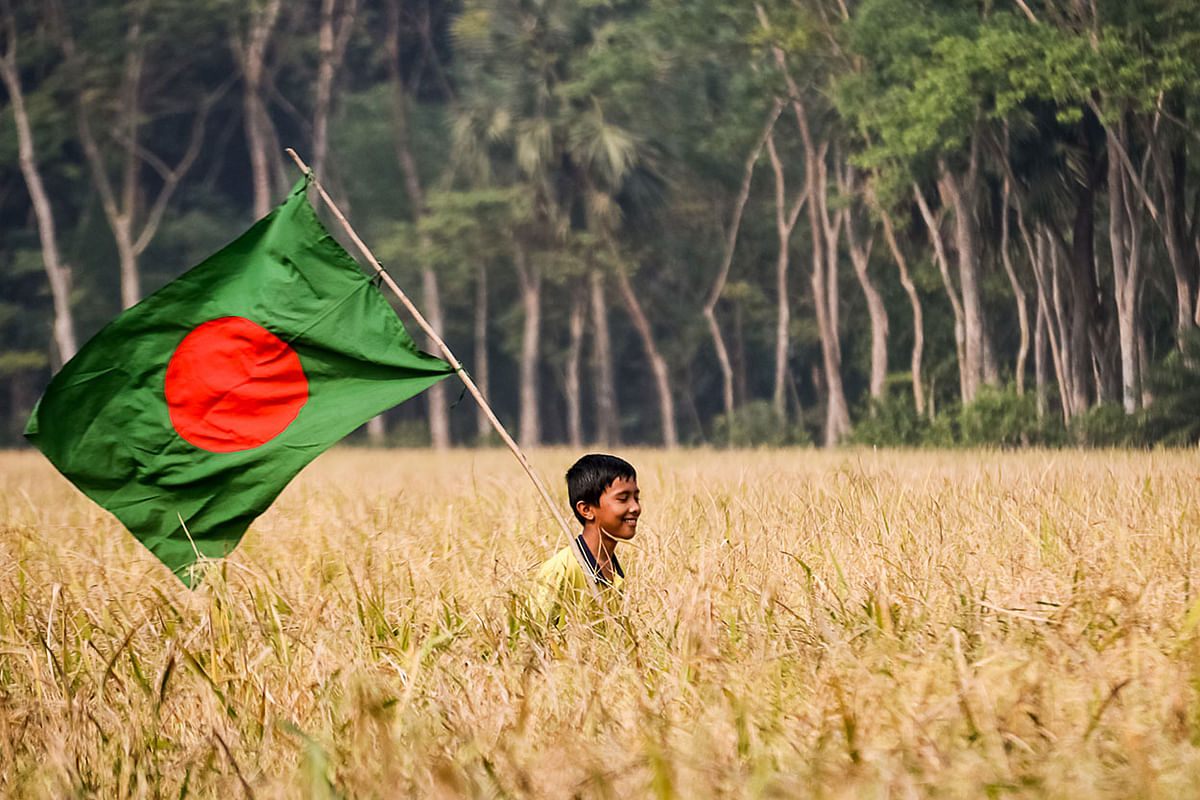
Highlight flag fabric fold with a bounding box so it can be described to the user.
[26,178,454,585]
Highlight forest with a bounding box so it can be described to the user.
[3,0,1200,449]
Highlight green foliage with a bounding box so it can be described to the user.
[851,384,1073,449]
[332,86,421,230]
[957,385,1043,448]
[1138,334,1200,446]
[837,0,986,172]
[850,390,931,448]
[1070,402,1143,448]
[419,186,534,287]
[712,400,811,448]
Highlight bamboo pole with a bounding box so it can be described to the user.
[284,148,598,597]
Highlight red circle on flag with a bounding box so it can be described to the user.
[165,317,308,453]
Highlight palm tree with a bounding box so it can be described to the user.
[452,0,672,446]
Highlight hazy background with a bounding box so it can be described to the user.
[4,0,1200,450]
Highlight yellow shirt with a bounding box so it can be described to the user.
[531,535,625,628]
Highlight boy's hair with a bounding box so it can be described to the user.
[566,454,637,524]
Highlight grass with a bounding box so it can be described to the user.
[3,447,1200,798]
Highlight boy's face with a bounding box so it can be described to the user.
[578,476,641,541]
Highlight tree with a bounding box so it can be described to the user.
[589,269,619,446]
[453,0,653,446]
[757,1,851,445]
[838,1,1005,404]
[613,253,678,447]
[874,193,925,414]
[57,0,225,309]
[0,0,76,364]
[384,0,451,448]
[840,163,889,403]
[6,0,1200,447]
[229,0,283,220]
[312,0,357,181]
[703,101,781,427]
[763,123,807,425]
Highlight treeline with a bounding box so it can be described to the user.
[3,0,1200,448]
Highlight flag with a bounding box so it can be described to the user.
[26,178,455,585]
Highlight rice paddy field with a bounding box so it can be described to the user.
[3,447,1200,798]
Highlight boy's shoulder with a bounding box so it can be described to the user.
[531,537,626,628]
[536,539,592,591]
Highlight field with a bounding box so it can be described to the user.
[3,447,1200,798]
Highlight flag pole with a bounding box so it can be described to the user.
[284,148,599,598]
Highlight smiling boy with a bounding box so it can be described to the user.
[531,454,640,627]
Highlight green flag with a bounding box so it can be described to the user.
[26,178,455,585]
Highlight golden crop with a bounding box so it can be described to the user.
[2,448,1200,798]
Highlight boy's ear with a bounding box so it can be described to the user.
[575,500,595,522]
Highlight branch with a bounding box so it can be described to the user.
[0,0,15,69]
[839,163,874,264]
[1086,97,1159,223]
[755,3,816,157]
[704,99,782,311]
[1013,0,1040,24]
[333,0,358,65]
[133,77,235,255]
[913,182,961,306]
[76,105,123,229]
[765,132,792,233]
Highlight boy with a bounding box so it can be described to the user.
[532,453,640,627]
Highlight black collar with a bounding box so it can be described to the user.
[576,534,624,587]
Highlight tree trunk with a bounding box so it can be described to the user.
[474,263,491,442]
[386,0,449,448]
[366,415,385,443]
[0,17,77,363]
[999,174,1030,395]
[64,3,214,312]
[313,0,357,180]
[614,267,677,448]
[1164,150,1197,335]
[1064,139,1101,416]
[73,15,139,309]
[421,269,451,448]
[231,0,281,219]
[704,100,781,426]
[1137,313,1152,408]
[1017,197,1070,423]
[937,162,988,402]
[732,301,748,409]
[756,2,846,444]
[771,223,791,424]
[812,154,851,445]
[566,285,586,448]
[1139,93,1198,337]
[879,206,924,414]
[515,247,541,448]
[1046,230,1075,421]
[590,270,619,446]
[1034,298,1048,420]
[764,132,807,425]
[243,83,273,219]
[841,165,887,403]
[1106,124,1143,413]
[116,17,142,308]
[313,0,334,179]
[77,102,144,308]
[914,183,968,403]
